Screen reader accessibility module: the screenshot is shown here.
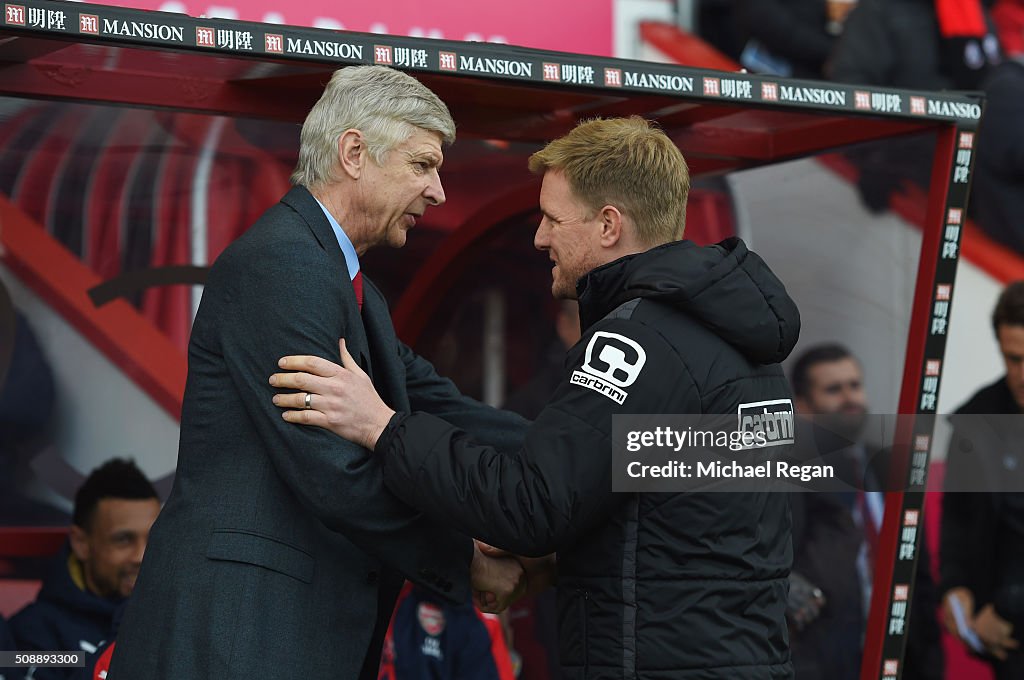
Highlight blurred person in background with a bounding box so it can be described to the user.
[8,459,159,680]
[735,0,854,79]
[0,280,65,526]
[972,0,1024,253]
[942,281,1024,679]
[789,345,943,680]
[378,582,515,680]
[830,0,1001,213]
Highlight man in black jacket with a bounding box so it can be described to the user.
[941,281,1024,680]
[273,117,800,679]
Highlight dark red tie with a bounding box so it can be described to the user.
[352,271,364,310]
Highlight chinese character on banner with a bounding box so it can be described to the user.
[439,51,457,71]
[604,68,621,87]
[543,63,559,82]
[703,77,720,96]
[932,298,949,335]
[942,224,961,259]
[910,96,926,114]
[217,29,252,49]
[871,92,900,113]
[855,91,870,109]
[762,82,778,101]
[727,79,751,98]
[889,600,908,635]
[913,450,929,470]
[265,33,284,53]
[574,65,595,84]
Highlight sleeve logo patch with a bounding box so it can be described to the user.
[570,331,647,404]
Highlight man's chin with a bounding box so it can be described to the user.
[388,228,409,249]
[119,576,139,597]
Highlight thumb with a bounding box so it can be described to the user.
[338,338,361,373]
[475,540,509,558]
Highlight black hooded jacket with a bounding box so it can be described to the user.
[379,238,800,679]
[9,544,121,680]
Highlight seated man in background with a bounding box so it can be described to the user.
[378,582,515,680]
[9,459,159,679]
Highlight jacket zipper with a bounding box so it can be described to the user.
[578,588,590,677]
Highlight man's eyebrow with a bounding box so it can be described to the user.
[407,150,442,167]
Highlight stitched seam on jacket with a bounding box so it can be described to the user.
[621,493,639,680]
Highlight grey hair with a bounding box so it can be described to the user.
[291,65,456,189]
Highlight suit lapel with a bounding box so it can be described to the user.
[280,186,371,370]
[361,279,410,412]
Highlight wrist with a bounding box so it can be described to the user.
[366,407,397,449]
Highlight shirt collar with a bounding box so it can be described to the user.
[314,197,360,281]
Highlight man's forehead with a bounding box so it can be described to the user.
[811,358,861,382]
[998,324,1024,353]
[91,497,159,525]
[402,129,444,154]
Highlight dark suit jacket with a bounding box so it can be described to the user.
[108,186,527,680]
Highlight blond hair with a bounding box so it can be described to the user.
[528,117,690,244]
[292,66,456,189]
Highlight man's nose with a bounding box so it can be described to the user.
[534,220,550,250]
[425,170,446,207]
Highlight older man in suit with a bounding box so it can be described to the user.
[107,66,528,680]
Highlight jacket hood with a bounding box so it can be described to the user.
[577,237,800,364]
[37,543,123,618]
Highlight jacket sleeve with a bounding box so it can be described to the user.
[939,422,996,602]
[398,341,530,454]
[981,63,1024,176]
[210,240,471,602]
[8,604,62,680]
[379,319,699,557]
[828,1,892,85]
[736,0,833,66]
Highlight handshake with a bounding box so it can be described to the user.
[470,540,556,614]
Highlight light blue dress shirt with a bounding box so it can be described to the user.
[314,197,360,281]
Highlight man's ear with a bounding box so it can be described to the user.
[69,524,90,562]
[794,396,811,415]
[598,205,623,248]
[338,129,367,180]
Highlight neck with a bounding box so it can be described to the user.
[310,184,370,255]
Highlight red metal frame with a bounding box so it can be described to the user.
[860,126,959,680]
[0,527,67,558]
